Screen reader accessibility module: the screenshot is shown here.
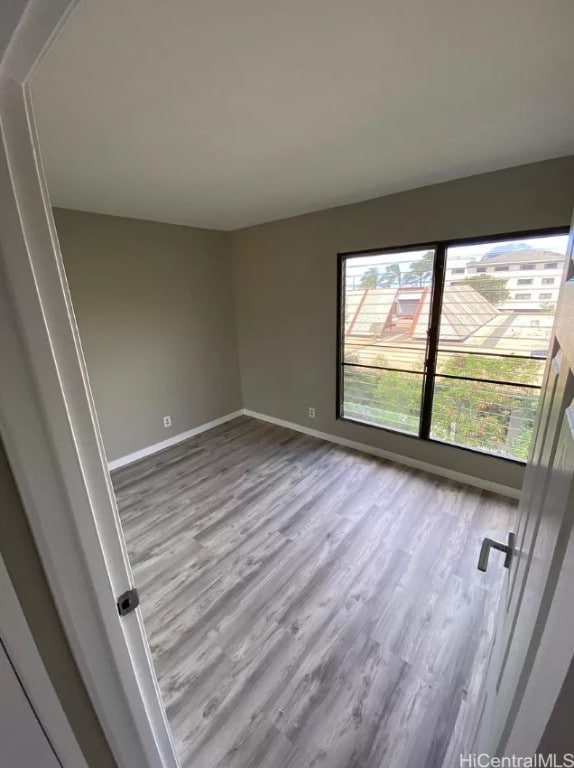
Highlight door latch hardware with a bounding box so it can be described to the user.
[116,588,140,617]
[478,532,515,572]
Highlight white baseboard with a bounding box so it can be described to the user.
[242,409,521,500]
[107,410,243,471]
[108,406,521,499]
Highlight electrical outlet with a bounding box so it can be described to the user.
[163,415,172,428]
[308,407,315,419]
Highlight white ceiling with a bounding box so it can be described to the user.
[32,0,574,231]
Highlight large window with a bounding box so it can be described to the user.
[338,230,569,461]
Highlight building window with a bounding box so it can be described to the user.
[517,278,533,286]
[339,229,569,462]
[542,277,555,285]
[494,265,509,272]
[545,262,558,269]
[519,263,536,270]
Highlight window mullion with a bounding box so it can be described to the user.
[420,243,446,439]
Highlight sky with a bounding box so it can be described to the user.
[345,248,429,280]
[447,234,569,266]
[344,234,569,282]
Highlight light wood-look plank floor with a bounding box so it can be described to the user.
[113,416,515,768]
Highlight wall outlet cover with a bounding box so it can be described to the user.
[163,416,172,428]
[308,407,316,418]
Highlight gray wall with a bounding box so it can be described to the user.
[54,209,241,462]
[231,156,574,490]
[0,438,117,768]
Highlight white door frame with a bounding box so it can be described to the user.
[0,3,178,768]
[0,553,89,768]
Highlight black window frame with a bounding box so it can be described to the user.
[336,225,569,465]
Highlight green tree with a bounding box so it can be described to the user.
[344,354,542,460]
[379,263,402,288]
[439,354,542,382]
[455,274,509,306]
[404,251,434,286]
[431,355,542,460]
[343,367,421,433]
[359,267,381,289]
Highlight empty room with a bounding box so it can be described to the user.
[2,2,574,768]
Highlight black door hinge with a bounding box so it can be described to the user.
[116,588,140,617]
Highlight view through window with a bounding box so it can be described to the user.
[339,231,569,461]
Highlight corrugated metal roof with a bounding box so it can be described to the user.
[346,288,396,335]
[412,284,498,341]
[346,284,498,342]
